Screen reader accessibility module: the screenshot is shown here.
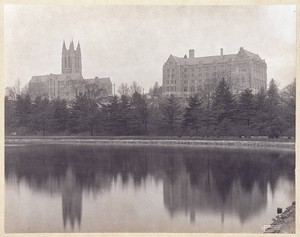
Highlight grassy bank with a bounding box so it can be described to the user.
[5,136,295,151]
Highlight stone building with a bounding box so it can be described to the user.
[29,40,112,100]
[162,47,267,98]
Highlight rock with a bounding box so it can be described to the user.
[277,207,282,214]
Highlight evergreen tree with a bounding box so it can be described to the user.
[183,94,203,134]
[159,94,183,135]
[253,88,267,136]
[280,79,295,138]
[30,96,51,136]
[265,79,282,138]
[15,94,32,127]
[5,96,16,134]
[238,89,255,135]
[69,92,99,135]
[50,98,69,133]
[132,92,149,134]
[212,78,236,136]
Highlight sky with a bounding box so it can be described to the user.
[4,4,296,92]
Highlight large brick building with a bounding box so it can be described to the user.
[29,41,112,100]
[162,47,267,98]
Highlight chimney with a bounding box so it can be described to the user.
[189,49,194,58]
[220,48,223,56]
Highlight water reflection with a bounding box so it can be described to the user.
[5,145,295,232]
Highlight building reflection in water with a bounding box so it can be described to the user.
[62,167,82,230]
[5,145,295,230]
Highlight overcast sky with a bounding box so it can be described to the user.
[4,4,296,92]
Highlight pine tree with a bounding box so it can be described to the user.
[183,94,203,134]
[15,94,32,127]
[50,98,68,133]
[30,96,51,136]
[280,79,295,138]
[265,79,282,138]
[253,88,267,136]
[212,78,236,136]
[238,89,255,135]
[159,94,183,135]
[132,92,149,134]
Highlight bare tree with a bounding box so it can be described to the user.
[129,81,142,96]
[117,83,130,96]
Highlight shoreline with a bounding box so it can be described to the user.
[5,137,295,151]
[264,202,295,234]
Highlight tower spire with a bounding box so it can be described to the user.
[69,39,74,51]
[76,41,81,53]
[62,40,66,51]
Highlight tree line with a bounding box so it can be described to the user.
[5,78,295,138]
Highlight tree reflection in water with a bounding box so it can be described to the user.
[5,145,295,231]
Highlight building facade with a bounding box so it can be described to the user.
[162,47,267,98]
[29,40,112,100]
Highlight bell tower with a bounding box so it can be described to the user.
[61,40,82,74]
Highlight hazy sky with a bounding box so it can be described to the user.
[4,4,296,92]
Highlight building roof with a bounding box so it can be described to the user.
[165,47,263,66]
[85,77,112,85]
[30,73,84,83]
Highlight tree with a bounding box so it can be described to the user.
[100,95,123,135]
[118,83,130,97]
[253,88,267,136]
[265,79,282,138]
[5,96,16,134]
[183,94,203,134]
[69,91,99,135]
[212,78,236,136]
[30,96,51,136]
[149,82,161,97]
[15,94,32,127]
[132,92,149,134]
[238,89,255,134]
[50,98,69,133]
[159,94,183,135]
[129,81,142,96]
[280,79,295,137]
[197,81,218,136]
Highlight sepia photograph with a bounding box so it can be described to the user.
[3,2,296,234]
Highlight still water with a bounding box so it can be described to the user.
[5,144,295,233]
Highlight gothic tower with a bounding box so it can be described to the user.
[61,40,82,74]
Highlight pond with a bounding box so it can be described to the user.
[5,144,295,233]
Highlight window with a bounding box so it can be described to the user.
[184,86,188,92]
[206,73,209,76]
[167,69,170,74]
[199,73,202,77]
[206,67,209,71]
[166,86,170,92]
[191,80,195,84]
[190,86,195,92]
[171,86,174,92]
[167,80,169,84]
[184,74,187,78]
[213,72,216,76]
[191,68,194,72]
[175,80,177,84]
[184,80,188,85]
[191,74,194,78]
[213,66,216,70]
[184,68,187,72]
